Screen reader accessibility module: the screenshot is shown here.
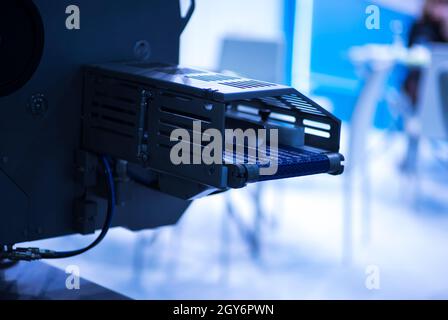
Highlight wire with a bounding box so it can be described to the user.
[2,156,116,261]
[180,0,196,33]
[46,156,116,259]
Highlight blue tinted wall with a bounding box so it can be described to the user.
[285,0,415,128]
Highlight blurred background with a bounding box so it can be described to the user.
[23,0,448,299]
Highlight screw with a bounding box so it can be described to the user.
[27,93,48,118]
[134,40,151,61]
[142,90,153,100]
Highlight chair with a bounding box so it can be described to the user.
[219,37,285,83]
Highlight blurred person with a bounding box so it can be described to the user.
[401,0,448,173]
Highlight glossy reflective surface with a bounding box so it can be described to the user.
[0,261,128,300]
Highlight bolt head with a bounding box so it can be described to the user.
[27,93,48,118]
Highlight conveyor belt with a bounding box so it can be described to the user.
[224,145,331,182]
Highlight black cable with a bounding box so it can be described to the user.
[180,0,196,33]
[46,155,116,259]
[3,156,116,261]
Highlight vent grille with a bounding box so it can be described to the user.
[220,80,277,89]
[278,94,334,142]
[154,92,214,150]
[188,74,241,82]
[281,94,324,116]
[260,97,289,109]
[88,82,140,139]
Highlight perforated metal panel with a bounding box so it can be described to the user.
[220,80,277,89]
[188,74,241,82]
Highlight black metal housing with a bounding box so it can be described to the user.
[82,63,344,199]
[0,0,193,245]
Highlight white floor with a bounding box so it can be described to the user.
[29,127,448,299]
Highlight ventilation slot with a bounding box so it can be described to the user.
[282,94,324,116]
[303,119,331,131]
[260,97,289,109]
[270,113,296,123]
[101,115,135,127]
[237,105,259,115]
[161,92,193,102]
[303,119,331,139]
[304,127,330,139]
[159,117,212,134]
[88,84,140,140]
[220,80,277,89]
[98,104,137,116]
[91,126,134,139]
[188,74,241,82]
[160,106,211,123]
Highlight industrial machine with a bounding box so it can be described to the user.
[0,0,343,262]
